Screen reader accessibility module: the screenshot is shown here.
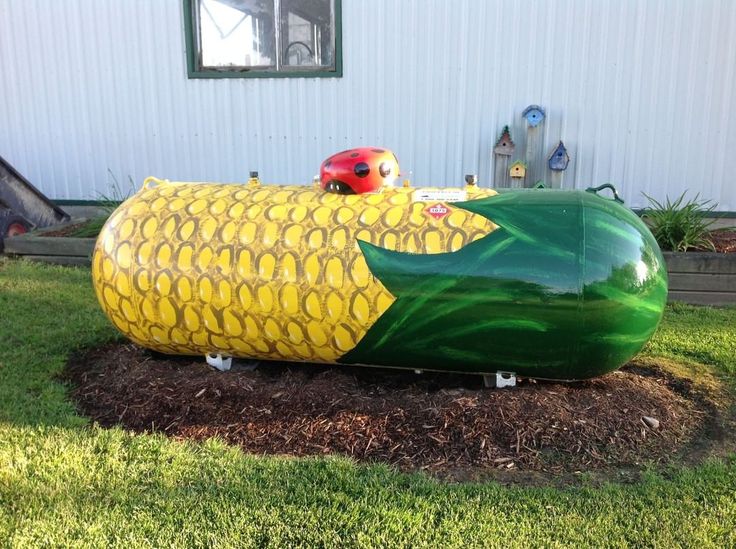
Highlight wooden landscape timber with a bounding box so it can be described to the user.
[2,223,94,266]
[664,252,736,305]
[3,217,735,308]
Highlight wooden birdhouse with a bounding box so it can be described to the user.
[548,141,570,171]
[522,105,545,127]
[493,126,515,156]
[509,160,527,179]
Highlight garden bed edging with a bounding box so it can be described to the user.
[2,223,94,266]
[664,252,736,305]
[3,231,736,306]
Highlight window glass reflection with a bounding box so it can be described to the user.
[280,0,334,68]
[200,0,276,68]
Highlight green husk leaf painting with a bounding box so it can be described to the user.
[341,191,668,380]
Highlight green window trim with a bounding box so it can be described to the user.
[182,0,342,79]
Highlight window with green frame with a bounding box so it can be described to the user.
[183,0,342,78]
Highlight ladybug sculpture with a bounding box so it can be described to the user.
[320,147,400,194]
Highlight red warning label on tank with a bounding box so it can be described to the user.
[424,202,451,220]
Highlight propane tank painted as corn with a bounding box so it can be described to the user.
[92,149,668,381]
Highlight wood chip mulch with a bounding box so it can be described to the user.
[710,229,736,253]
[64,343,711,477]
[38,222,88,237]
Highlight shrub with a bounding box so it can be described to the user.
[641,192,716,252]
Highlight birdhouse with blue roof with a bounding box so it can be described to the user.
[509,160,527,179]
[522,105,545,127]
[548,141,570,171]
[493,126,515,156]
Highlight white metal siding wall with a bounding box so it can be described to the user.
[1,0,735,209]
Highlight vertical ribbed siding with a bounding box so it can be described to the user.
[0,0,735,210]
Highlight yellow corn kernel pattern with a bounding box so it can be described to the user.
[92,182,497,362]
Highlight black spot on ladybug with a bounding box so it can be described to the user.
[350,153,359,158]
[325,180,355,195]
[379,162,391,177]
[354,162,370,178]
[372,148,385,153]
[324,160,332,169]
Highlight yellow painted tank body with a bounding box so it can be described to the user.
[92,179,497,363]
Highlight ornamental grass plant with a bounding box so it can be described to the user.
[642,192,717,252]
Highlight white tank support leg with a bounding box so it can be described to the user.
[496,371,516,388]
[483,372,517,388]
[206,353,232,372]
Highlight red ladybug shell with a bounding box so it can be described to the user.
[320,147,400,194]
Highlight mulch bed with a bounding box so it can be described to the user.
[63,343,716,478]
[710,229,736,253]
[40,222,88,237]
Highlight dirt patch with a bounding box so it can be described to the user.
[64,343,725,480]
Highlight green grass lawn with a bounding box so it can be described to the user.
[1,258,735,547]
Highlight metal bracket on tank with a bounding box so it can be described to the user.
[206,353,232,372]
[483,371,517,389]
